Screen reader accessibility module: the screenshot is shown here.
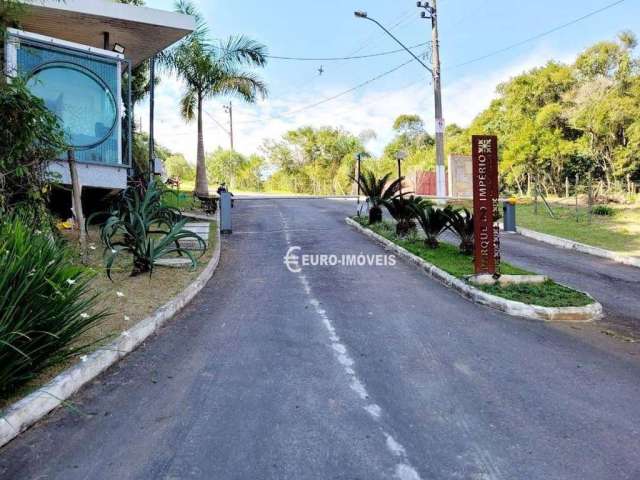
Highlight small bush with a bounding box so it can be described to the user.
[444,207,475,255]
[0,217,108,395]
[592,205,615,216]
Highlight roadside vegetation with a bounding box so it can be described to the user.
[352,170,594,308]
[0,0,226,404]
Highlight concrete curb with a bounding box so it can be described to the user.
[0,213,222,449]
[512,225,640,269]
[346,218,602,323]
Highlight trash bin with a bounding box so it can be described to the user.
[503,199,517,232]
[220,192,233,234]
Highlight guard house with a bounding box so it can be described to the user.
[3,0,195,192]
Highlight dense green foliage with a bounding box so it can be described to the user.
[263,126,364,195]
[205,148,264,191]
[0,217,108,395]
[0,79,66,225]
[88,181,206,278]
[450,32,640,192]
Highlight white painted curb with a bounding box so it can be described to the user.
[346,218,603,323]
[0,213,222,449]
[512,225,640,269]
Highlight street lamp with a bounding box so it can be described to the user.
[395,150,407,198]
[353,11,432,72]
[355,5,446,199]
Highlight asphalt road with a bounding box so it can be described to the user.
[2,199,639,480]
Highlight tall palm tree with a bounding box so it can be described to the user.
[165,1,268,196]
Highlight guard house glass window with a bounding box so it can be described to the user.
[27,63,118,149]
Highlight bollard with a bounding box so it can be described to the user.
[502,199,517,232]
[220,192,232,234]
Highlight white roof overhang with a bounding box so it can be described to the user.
[21,0,195,67]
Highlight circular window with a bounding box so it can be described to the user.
[27,62,117,149]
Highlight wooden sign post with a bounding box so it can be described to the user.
[471,135,500,275]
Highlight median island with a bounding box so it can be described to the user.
[352,216,595,309]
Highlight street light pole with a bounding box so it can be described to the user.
[396,150,407,199]
[355,5,446,198]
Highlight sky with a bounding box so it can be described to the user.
[141,0,640,162]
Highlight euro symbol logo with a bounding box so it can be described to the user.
[284,246,302,273]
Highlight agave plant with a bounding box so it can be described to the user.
[445,207,475,255]
[411,201,449,248]
[383,195,421,236]
[351,170,403,224]
[88,181,206,278]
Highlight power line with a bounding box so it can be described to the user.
[448,0,627,70]
[204,110,230,135]
[229,0,628,125]
[266,41,430,61]
[238,53,426,123]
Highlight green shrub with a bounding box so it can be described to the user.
[444,207,475,255]
[0,217,108,395]
[351,170,403,224]
[411,200,448,248]
[592,205,615,216]
[382,195,421,236]
[0,78,66,224]
[89,181,206,278]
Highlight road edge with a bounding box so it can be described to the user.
[0,213,222,449]
[513,225,640,269]
[346,217,603,323]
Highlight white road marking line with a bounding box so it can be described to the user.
[278,207,423,480]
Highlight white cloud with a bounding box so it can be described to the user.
[144,46,577,163]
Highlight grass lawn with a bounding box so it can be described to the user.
[0,222,216,408]
[515,200,640,257]
[354,217,594,308]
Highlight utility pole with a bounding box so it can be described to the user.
[355,5,446,198]
[148,55,156,182]
[224,101,234,151]
[223,102,234,187]
[425,0,446,199]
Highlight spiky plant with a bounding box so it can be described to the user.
[0,217,108,395]
[445,207,475,255]
[88,181,206,278]
[411,201,449,248]
[351,170,403,224]
[383,195,421,237]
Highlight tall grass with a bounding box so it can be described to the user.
[0,218,108,396]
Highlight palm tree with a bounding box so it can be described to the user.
[351,170,403,224]
[165,1,268,196]
[411,200,449,248]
